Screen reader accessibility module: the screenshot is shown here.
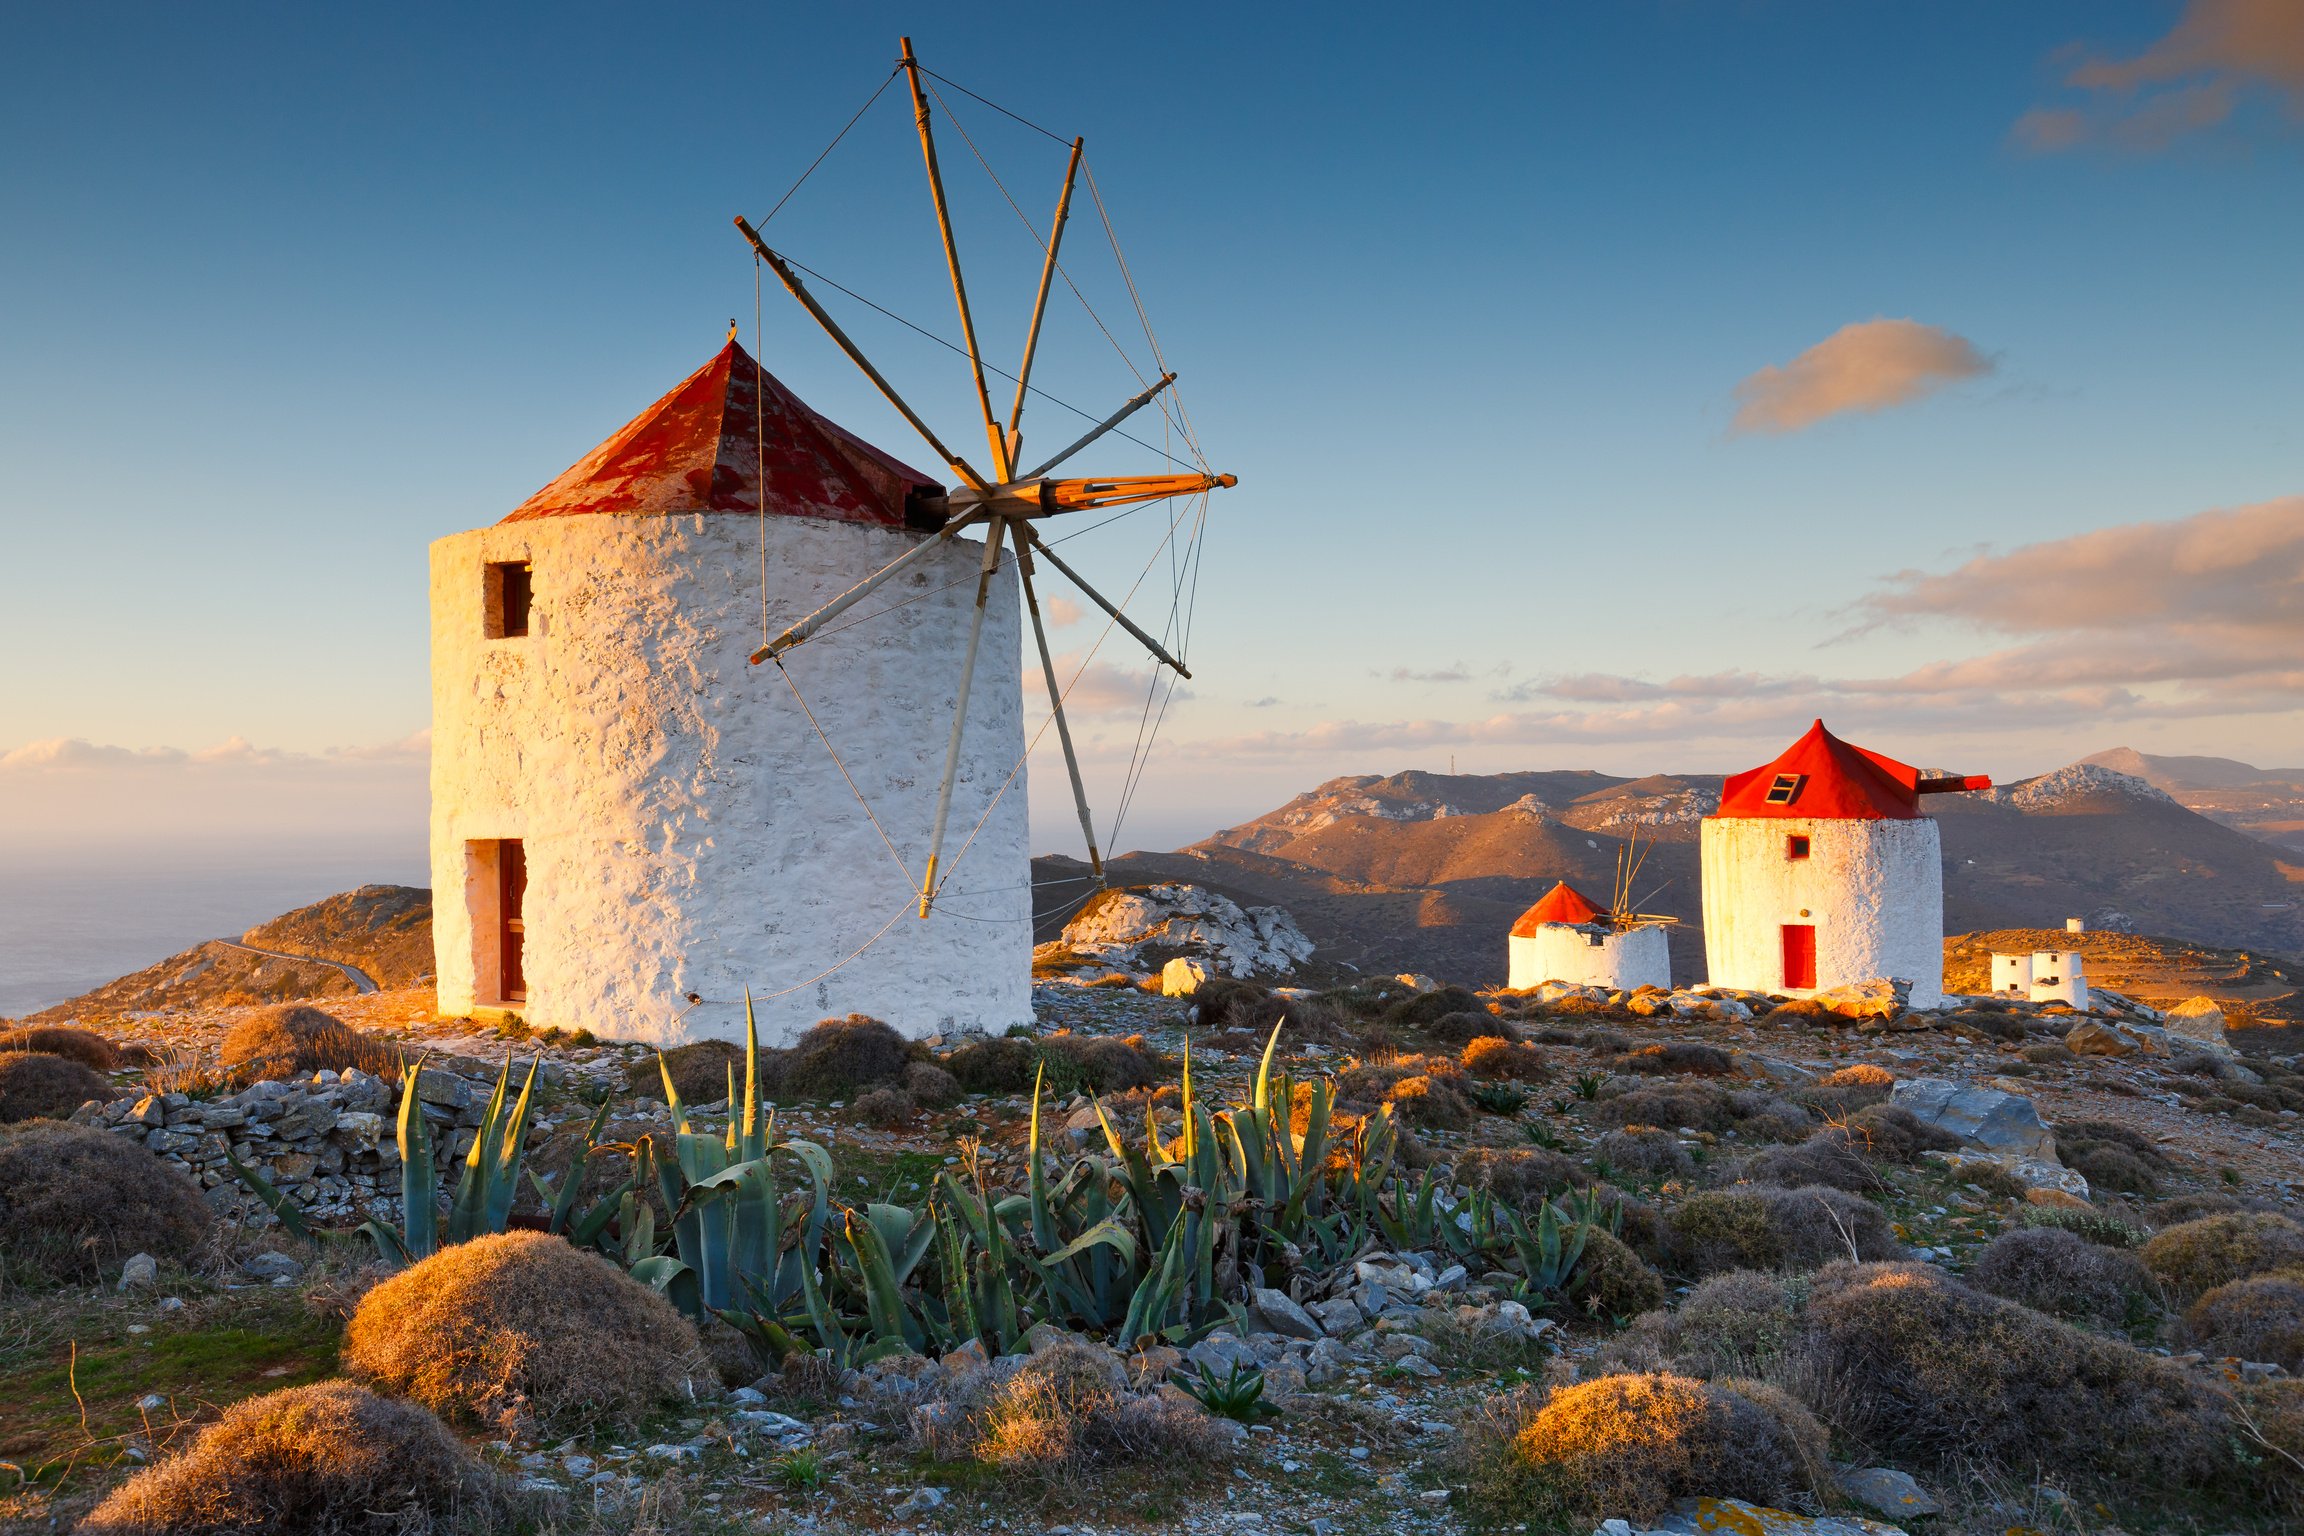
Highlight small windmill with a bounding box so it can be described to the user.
[735,37,1234,918]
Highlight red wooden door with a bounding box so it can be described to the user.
[1780,924,1816,990]
[499,839,527,1002]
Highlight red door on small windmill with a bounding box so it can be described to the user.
[499,839,527,1003]
[1780,923,1816,990]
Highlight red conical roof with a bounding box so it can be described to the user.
[1715,720,1925,820]
[1511,881,1607,935]
[502,339,943,527]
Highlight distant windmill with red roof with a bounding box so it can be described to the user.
[1506,855,1675,992]
[1700,720,1990,1008]
[428,39,1230,1047]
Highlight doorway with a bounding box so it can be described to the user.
[1780,923,1816,990]
[498,839,526,1003]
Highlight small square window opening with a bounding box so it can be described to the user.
[1786,835,1811,860]
[485,561,533,639]
[1763,773,1805,805]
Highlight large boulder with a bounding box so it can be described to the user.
[1890,1077,2055,1159]
[1809,978,1909,1022]
[1059,884,1313,979]
[2164,997,2231,1054]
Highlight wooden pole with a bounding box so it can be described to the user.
[1019,372,1175,481]
[1005,136,1084,472]
[900,37,1009,480]
[748,512,984,664]
[1015,538,1104,879]
[735,217,990,491]
[920,516,1009,915]
[1015,523,1190,677]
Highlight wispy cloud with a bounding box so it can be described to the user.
[2016,0,2304,151]
[1037,654,1189,718]
[1377,664,1474,684]
[1042,596,1084,628]
[1186,497,2304,761]
[1731,319,1993,435]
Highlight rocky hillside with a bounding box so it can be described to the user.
[2083,746,2304,854]
[25,885,432,1025]
[1037,758,2304,987]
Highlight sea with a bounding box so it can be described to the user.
[0,841,429,1017]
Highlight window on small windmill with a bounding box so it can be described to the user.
[1786,835,1811,860]
[1764,773,1805,806]
[485,562,532,639]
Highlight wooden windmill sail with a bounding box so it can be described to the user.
[734,37,1235,917]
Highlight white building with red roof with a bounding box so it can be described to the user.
[1506,880,1671,992]
[429,338,1030,1044]
[1699,720,1989,1009]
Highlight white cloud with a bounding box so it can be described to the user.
[2017,0,2304,151]
[1731,319,1992,435]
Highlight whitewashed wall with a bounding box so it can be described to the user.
[429,512,1032,1045]
[1700,816,1946,1008]
[1508,923,1671,991]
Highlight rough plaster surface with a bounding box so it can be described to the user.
[1700,815,1945,1009]
[429,512,1031,1045]
[1507,922,1670,991]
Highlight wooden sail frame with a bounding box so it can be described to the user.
[736,36,1235,916]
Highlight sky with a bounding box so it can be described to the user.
[3,0,2301,868]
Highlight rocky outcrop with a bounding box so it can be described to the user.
[1056,884,1313,979]
[1890,1077,2056,1159]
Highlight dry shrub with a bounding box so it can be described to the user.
[1802,1260,2224,1483]
[1745,1130,1874,1194]
[1039,1032,1160,1093]
[0,1119,210,1284]
[1385,986,1487,1027]
[1764,997,1834,1025]
[1844,1103,1959,1163]
[2056,1117,2173,1198]
[1620,1270,1805,1377]
[1386,1072,1472,1130]
[779,1014,911,1099]
[0,1024,119,1071]
[2236,1379,2304,1510]
[1596,1127,1692,1179]
[1594,1081,1734,1133]
[79,1380,510,1536]
[2185,1273,2304,1370]
[345,1229,708,1432]
[917,1340,1227,1499]
[2143,1212,2304,1302]
[903,1061,962,1109]
[1578,1228,1667,1318]
[1477,1373,1824,1529]
[2024,1042,2076,1065]
[1462,1037,1548,1081]
[1458,1146,1581,1206]
[1821,1062,1894,1090]
[946,1036,1038,1094]
[221,1005,403,1083]
[1191,976,1273,1031]
[1613,1042,1735,1078]
[2154,1192,2252,1226]
[1666,1186,1894,1276]
[0,1051,108,1122]
[629,1039,741,1103]
[1967,1225,2153,1328]
[1585,1185,1665,1261]
[1725,1091,1814,1143]
[1427,1010,1513,1045]
[851,1086,916,1126]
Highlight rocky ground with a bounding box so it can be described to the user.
[7,968,2302,1535]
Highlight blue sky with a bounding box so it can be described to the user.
[3,0,2300,860]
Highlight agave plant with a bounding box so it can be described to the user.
[1176,1360,1278,1423]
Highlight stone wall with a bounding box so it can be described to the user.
[69,1066,504,1227]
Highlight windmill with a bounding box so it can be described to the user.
[733,37,1235,918]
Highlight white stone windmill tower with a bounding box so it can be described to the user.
[429,38,1232,1045]
[1699,721,1989,1009]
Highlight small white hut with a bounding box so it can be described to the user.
[429,339,1033,1045]
[1993,949,2088,1007]
[1700,720,1988,1010]
[1507,881,1672,991]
